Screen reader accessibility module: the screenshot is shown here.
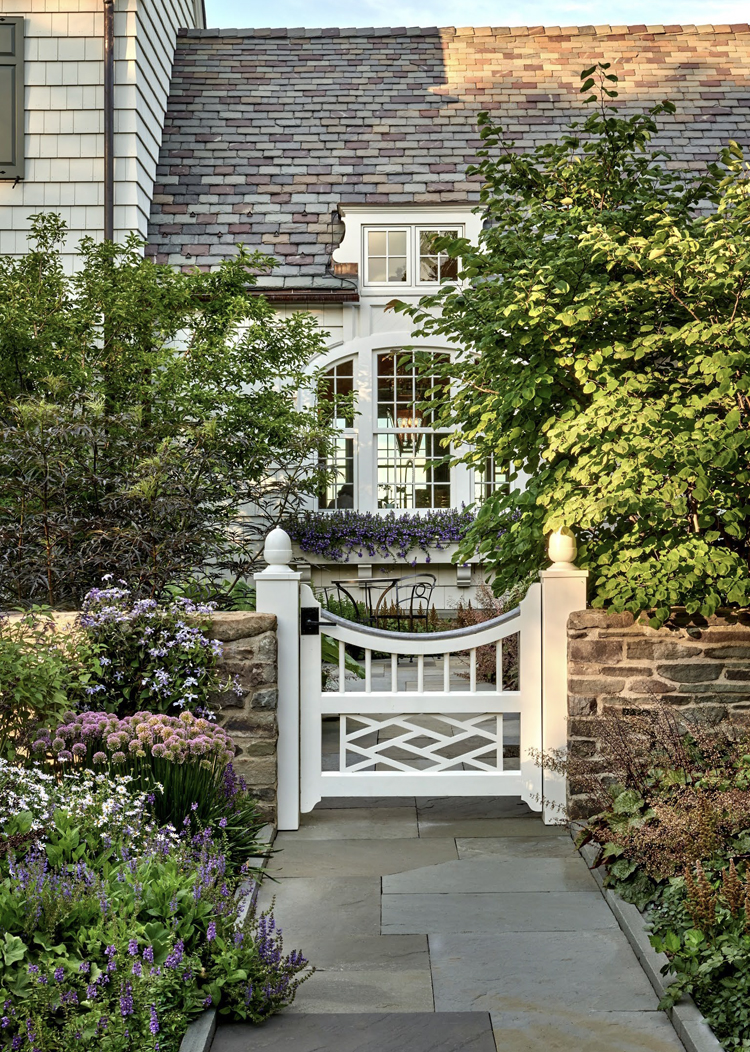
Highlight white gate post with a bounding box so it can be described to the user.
[254,527,302,831]
[539,528,588,825]
[519,581,543,812]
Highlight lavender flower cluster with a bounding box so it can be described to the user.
[77,579,242,719]
[33,710,235,768]
[286,507,477,564]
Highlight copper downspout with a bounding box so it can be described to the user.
[103,0,114,241]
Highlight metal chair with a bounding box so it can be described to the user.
[371,573,437,631]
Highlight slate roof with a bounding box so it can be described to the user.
[146,24,750,290]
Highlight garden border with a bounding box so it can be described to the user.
[178,822,278,1052]
[574,828,723,1052]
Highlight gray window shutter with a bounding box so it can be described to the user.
[0,16,23,180]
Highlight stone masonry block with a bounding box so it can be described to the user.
[655,663,723,683]
[625,639,699,660]
[222,631,277,663]
[627,678,677,694]
[569,677,625,695]
[209,612,276,642]
[219,658,275,691]
[568,695,598,716]
[568,610,635,630]
[250,688,279,710]
[704,646,750,660]
[569,639,624,663]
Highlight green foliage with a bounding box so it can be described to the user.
[0,774,308,1049]
[649,866,750,1049]
[0,215,336,607]
[0,612,97,760]
[399,64,750,623]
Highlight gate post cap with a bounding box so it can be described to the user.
[548,526,577,569]
[264,527,293,571]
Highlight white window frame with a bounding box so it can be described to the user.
[363,226,411,287]
[415,225,462,287]
[361,223,465,290]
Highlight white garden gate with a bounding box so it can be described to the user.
[255,528,587,830]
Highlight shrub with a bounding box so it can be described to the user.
[78,582,239,718]
[398,65,750,625]
[0,612,97,760]
[33,711,265,864]
[0,805,308,1050]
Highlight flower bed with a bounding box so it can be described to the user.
[575,706,750,1050]
[0,766,307,1050]
[0,583,308,1048]
[286,507,477,563]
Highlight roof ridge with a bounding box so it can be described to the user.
[177,23,750,39]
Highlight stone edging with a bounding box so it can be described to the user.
[178,823,278,1052]
[574,829,723,1052]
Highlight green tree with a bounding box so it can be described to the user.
[400,65,750,624]
[0,214,333,607]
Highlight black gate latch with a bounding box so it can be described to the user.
[301,607,320,635]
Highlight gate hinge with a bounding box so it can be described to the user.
[301,606,320,635]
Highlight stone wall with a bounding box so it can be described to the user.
[567,609,750,817]
[209,612,278,819]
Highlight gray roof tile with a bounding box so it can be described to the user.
[147,24,750,282]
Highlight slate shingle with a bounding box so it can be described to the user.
[146,24,750,286]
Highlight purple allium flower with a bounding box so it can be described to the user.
[72,743,86,757]
[92,752,106,764]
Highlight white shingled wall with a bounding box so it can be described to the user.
[0,0,200,268]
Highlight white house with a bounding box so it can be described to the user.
[2,11,750,606]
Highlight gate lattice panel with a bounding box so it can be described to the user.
[299,585,542,812]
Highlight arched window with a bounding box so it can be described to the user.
[376,351,451,509]
[318,358,356,510]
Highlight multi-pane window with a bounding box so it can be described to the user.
[474,454,508,505]
[364,226,462,287]
[376,351,450,509]
[366,229,408,284]
[318,359,356,510]
[418,229,460,283]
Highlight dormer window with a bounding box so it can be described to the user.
[363,225,462,288]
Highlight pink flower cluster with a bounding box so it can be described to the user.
[34,710,235,767]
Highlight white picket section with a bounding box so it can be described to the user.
[297,591,541,815]
[256,527,588,830]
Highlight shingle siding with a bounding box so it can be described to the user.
[147,23,750,278]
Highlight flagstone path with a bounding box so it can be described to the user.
[213,797,685,1052]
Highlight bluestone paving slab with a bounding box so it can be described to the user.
[382,857,596,894]
[289,808,418,840]
[417,817,566,838]
[430,931,663,1012]
[212,1012,496,1051]
[291,933,428,971]
[381,891,617,934]
[256,878,381,939]
[490,1009,685,1052]
[456,835,576,859]
[267,837,458,877]
[416,796,533,820]
[285,967,435,1014]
